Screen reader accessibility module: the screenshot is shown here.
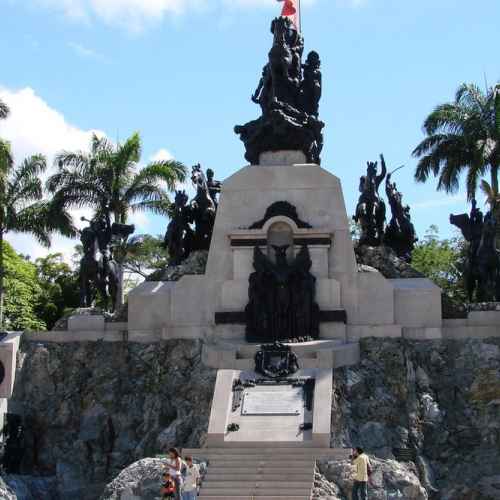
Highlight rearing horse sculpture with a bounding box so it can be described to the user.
[79,216,134,313]
[190,164,216,251]
[354,155,387,246]
[450,202,500,302]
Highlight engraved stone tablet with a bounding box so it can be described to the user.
[241,387,303,416]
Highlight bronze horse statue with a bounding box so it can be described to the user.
[354,156,387,246]
[164,190,193,266]
[190,164,216,251]
[79,216,134,312]
[451,202,500,302]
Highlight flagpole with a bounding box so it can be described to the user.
[298,0,301,33]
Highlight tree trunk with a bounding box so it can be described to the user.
[491,164,500,250]
[0,230,5,329]
[113,210,125,309]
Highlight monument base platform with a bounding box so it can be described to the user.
[202,339,360,370]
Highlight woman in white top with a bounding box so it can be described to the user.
[166,448,183,500]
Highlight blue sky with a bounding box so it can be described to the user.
[1,0,499,258]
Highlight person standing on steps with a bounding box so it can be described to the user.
[182,456,201,499]
[351,447,372,500]
[165,447,183,500]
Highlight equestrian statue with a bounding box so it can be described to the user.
[383,160,418,260]
[354,155,387,247]
[79,212,134,313]
[451,201,500,302]
[163,164,221,266]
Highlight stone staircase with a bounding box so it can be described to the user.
[181,447,350,500]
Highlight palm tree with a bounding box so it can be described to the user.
[0,154,75,328]
[413,83,500,206]
[48,132,186,223]
[47,132,187,305]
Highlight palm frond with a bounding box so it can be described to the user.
[455,83,487,114]
[0,140,13,175]
[422,104,467,135]
[124,160,187,203]
[0,99,10,120]
[12,154,46,185]
[130,199,172,216]
[9,203,52,246]
[480,179,493,199]
[465,160,487,201]
[495,84,500,136]
[113,132,141,173]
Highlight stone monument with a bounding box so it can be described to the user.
[127,14,442,451]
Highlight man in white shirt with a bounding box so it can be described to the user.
[351,447,371,500]
[182,456,201,500]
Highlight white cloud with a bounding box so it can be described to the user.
[32,0,207,31]
[150,148,174,162]
[0,87,177,258]
[28,0,321,31]
[68,42,108,63]
[0,86,101,260]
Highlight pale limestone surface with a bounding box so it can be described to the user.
[392,278,442,337]
[127,161,447,344]
[202,339,359,371]
[68,314,105,332]
[0,332,22,437]
[206,368,332,448]
[0,332,22,399]
[442,314,500,338]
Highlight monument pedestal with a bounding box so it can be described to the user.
[206,368,332,449]
[129,158,442,347]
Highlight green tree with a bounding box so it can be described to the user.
[413,83,500,206]
[119,234,169,280]
[411,225,467,304]
[47,133,186,306]
[48,133,186,224]
[0,154,75,327]
[1,241,45,330]
[34,253,79,330]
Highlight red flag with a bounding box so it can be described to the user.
[277,0,300,30]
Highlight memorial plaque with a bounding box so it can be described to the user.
[241,387,303,416]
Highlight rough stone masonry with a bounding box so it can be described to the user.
[1,336,499,499]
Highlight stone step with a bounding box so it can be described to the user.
[199,488,312,497]
[205,473,313,481]
[198,496,310,500]
[182,447,350,457]
[206,467,313,475]
[202,455,318,462]
[203,459,314,468]
[202,481,312,489]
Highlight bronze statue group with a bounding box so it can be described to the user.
[78,211,134,313]
[354,154,418,261]
[79,164,221,313]
[354,153,500,303]
[451,200,500,302]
